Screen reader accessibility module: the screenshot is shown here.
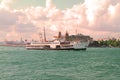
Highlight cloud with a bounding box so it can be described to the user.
[85,0,120,32]
[6,25,20,41]
[16,23,37,33]
[111,0,120,5]
[0,9,18,25]
[0,0,13,9]
[0,0,120,41]
[46,0,56,9]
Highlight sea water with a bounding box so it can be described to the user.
[0,46,120,80]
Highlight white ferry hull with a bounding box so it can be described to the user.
[26,47,86,50]
[26,41,88,50]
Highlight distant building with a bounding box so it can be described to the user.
[53,31,93,42]
[64,32,93,42]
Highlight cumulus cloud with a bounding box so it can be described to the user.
[0,9,18,25]
[0,0,120,41]
[0,0,13,9]
[83,0,120,39]
[6,25,20,41]
[46,0,56,9]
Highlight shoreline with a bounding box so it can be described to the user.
[0,44,25,47]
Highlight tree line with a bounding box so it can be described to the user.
[89,38,120,47]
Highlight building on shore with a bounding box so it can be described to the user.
[56,31,93,43]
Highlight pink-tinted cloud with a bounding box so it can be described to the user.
[0,0,120,41]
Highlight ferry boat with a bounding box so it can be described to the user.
[26,27,89,50]
[26,40,89,50]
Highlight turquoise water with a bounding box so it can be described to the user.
[0,46,120,80]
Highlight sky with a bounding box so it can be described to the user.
[0,0,120,41]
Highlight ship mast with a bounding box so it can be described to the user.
[38,32,42,42]
[43,26,46,42]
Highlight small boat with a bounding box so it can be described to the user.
[5,40,25,45]
[26,40,89,50]
[4,38,30,47]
